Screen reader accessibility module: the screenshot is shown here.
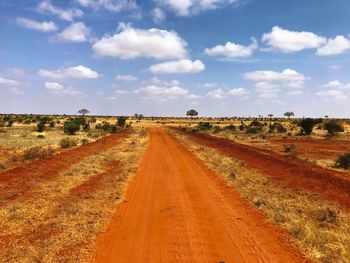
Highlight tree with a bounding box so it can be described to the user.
[284,111,295,119]
[298,118,316,135]
[186,109,198,118]
[78,109,90,116]
[324,121,344,136]
[63,121,80,135]
[117,116,126,127]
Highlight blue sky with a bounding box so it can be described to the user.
[1,0,350,117]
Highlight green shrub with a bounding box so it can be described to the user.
[324,121,344,136]
[245,126,262,134]
[59,137,78,148]
[269,122,287,133]
[117,116,127,127]
[225,124,236,131]
[37,121,45,132]
[63,121,80,135]
[298,118,316,135]
[335,153,350,169]
[197,122,212,131]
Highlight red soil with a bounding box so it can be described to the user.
[94,127,306,263]
[268,137,350,159]
[180,129,350,210]
[0,132,128,202]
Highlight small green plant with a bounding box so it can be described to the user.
[224,124,236,131]
[117,116,127,127]
[298,118,316,135]
[59,137,78,148]
[197,122,212,131]
[245,126,262,134]
[37,121,45,132]
[63,121,80,135]
[283,144,296,153]
[324,121,344,136]
[335,153,350,169]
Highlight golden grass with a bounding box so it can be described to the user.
[169,129,350,263]
[0,127,149,263]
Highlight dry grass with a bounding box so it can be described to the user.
[0,127,149,263]
[169,129,350,263]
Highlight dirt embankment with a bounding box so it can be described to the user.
[94,127,306,263]
[178,129,350,210]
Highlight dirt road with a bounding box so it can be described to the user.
[180,130,350,210]
[95,127,305,263]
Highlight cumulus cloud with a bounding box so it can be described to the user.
[262,26,326,53]
[116,74,138,81]
[38,0,83,21]
[77,0,137,12]
[206,88,225,99]
[16,17,57,32]
[135,78,199,102]
[152,7,166,23]
[317,35,350,56]
[157,0,239,16]
[0,76,21,94]
[93,23,188,59]
[149,59,205,74]
[245,68,308,98]
[228,87,250,96]
[0,76,19,87]
[204,38,257,58]
[57,22,90,42]
[317,89,347,101]
[244,68,307,88]
[39,65,100,79]
[44,81,83,95]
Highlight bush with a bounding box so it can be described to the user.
[23,146,54,160]
[197,122,212,131]
[324,121,344,136]
[224,124,236,131]
[269,122,287,133]
[117,116,127,127]
[335,153,350,169]
[37,121,45,132]
[100,123,119,133]
[298,118,316,135]
[63,121,80,135]
[49,121,55,128]
[249,119,263,127]
[59,137,78,148]
[283,144,296,153]
[245,126,262,134]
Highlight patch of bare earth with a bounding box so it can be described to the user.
[0,128,148,263]
[169,129,350,263]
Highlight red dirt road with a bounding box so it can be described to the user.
[95,127,305,263]
[181,130,350,210]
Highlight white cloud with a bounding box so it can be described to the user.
[244,68,307,88]
[16,17,57,32]
[317,89,347,101]
[39,65,100,79]
[38,0,83,21]
[0,76,19,86]
[262,26,326,53]
[149,59,205,74]
[57,22,90,42]
[77,0,137,12]
[322,80,350,90]
[44,82,63,90]
[157,0,239,16]
[206,88,225,99]
[317,35,350,56]
[204,38,257,58]
[92,23,188,59]
[45,82,83,96]
[200,82,219,88]
[116,74,138,81]
[152,7,166,23]
[228,87,249,96]
[135,78,199,102]
[254,82,280,97]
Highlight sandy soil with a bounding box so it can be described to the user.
[94,127,306,263]
[180,130,350,210]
